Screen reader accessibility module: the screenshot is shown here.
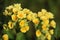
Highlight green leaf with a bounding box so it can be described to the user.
[51,35,55,40]
[7,30,14,39]
[54,25,60,38]
[16,32,26,40]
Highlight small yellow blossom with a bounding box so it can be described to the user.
[32,13,38,19]
[6,5,13,10]
[2,34,8,40]
[32,18,39,24]
[3,10,9,16]
[41,9,47,16]
[14,4,20,8]
[40,16,48,20]
[17,11,26,19]
[25,26,29,31]
[20,26,29,33]
[46,33,51,40]
[36,30,41,37]
[8,21,14,29]
[45,12,54,19]
[23,8,30,14]
[49,29,54,35]
[38,9,47,18]
[42,24,48,30]
[14,4,22,10]
[43,20,49,26]
[26,13,32,21]
[41,9,47,14]
[19,20,25,27]
[3,24,7,30]
[13,8,18,13]
[11,14,17,21]
[20,27,26,33]
[50,20,56,28]
[38,12,43,17]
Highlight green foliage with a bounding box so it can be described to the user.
[16,32,26,40]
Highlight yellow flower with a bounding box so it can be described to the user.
[14,4,20,7]
[49,29,54,35]
[8,21,14,29]
[26,13,32,21]
[42,24,48,31]
[20,27,26,33]
[41,9,47,14]
[40,16,48,20]
[45,12,54,19]
[3,24,7,30]
[46,33,51,40]
[43,20,49,26]
[36,30,41,37]
[50,20,56,28]
[32,18,39,24]
[20,26,29,33]
[14,4,22,10]
[6,5,13,10]
[17,11,26,19]
[38,9,47,17]
[3,10,9,16]
[11,14,17,21]
[33,13,37,17]
[38,9,47,18]
[23,8,30,14]
[25,26,29,31]
[13,4,22,14]
[38,12,43,17]
[2,34,8,40]
[19,20,25,27]
[13,8,18,14]
[32,13,38,19]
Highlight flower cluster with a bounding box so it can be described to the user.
[3,4,56,40]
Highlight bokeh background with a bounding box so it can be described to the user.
[0,0,60,40]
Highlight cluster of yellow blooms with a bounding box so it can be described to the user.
[3,4,56,40]
[36,9,56,40]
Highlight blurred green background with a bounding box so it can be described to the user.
[0,0,60,40]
